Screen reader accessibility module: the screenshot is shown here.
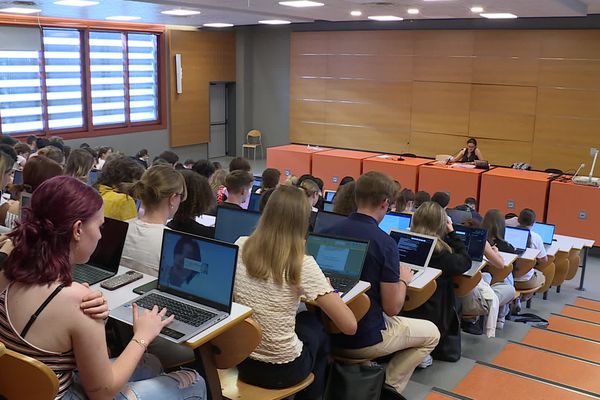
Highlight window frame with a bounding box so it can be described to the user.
[0,15,166,139]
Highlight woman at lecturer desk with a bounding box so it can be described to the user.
[451,138,484,164]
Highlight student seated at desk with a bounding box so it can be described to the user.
[95,155,145,222]
[167,170,215,239]
[64,148,94,184]
[209,169,227,206]
[413,190,431,211]
[257,167,280,194]
[332,181,357,216]
[322,172,439,396]
[234,185,356,399]
[299,178,320,212]
[394,188,414,214]
[219,170,254,210]
[514,208,547,291]
[483,209,517,254]
[450,137,484,164]
[403,202,471,360]
[0,176,206,400]
[121,165,187,276]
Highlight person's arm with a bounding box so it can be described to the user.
[315,293,357,335]
[441,223,472,276]
[72,291,174,400]
[380,265,413,316]
[79,283,109,320]
[475,148,484,161]
[483,242,504,270]
[450,149,465,163]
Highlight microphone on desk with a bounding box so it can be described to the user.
[571,163,585,182]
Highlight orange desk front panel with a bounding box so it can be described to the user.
[418,165,485,208]
[362,155,432,192]
[312,149,379,190]
[266,144,330,182]
[547,180,600,243]
[479,168,551,219]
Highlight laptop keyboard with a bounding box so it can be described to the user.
[135,293,217,327]
[329,275,357,293]
[73,265,113,285]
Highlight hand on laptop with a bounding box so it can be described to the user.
[446,217,454,234]
[80,283,109,320]
[400,265,414,284]
[132,303,176,343]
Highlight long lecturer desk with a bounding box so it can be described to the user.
[362,155,431,192]
[418,164,485,208]
[312,149,378,191]
[266,144,331,182]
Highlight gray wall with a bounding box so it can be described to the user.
[235,26,291,156]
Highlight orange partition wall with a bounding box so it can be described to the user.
[418,165,485,208]
[312,149,379,190]
[362,155,431,192]
[547,180,600,243]
[266,144,330,182]
[479,168,551,218]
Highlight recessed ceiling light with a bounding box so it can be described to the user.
[350,10,362,16]
[368,15,403,21]
[106,16,141,21]
[407,8,419,15]
[279,1,324,7]
[258,19,291,25]
[480,12,518,19]
[161,9,201,16]
[470,6,484,13]
[53,0,99,6]
[203,23,234,28]
[0,7,41,14]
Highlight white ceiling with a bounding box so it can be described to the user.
[1,0,600,27]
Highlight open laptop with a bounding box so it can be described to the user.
[214,207,261,243]
[323,190,336,203]
[313,210,346,233]
[13,169,22,185]
[247,192,261,212]
[379,212,412,234]
[453,225,487,275]
[305,233,369,294]
[87,169,99,186]
[389,230,437,280]
[73,217,129,285]
[504,226,530,255]
[532,222,555,246]
[110,229,238,344]
[323,202,334,212]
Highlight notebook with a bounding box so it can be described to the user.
[305,233,369,294]
[453,225,488,275]
[389,230,437,280]
[532,222,555,246]
[214,207,261,243]
[72,217,129,285]
[379,212,412,234]
[313,210,346,233]
[323,190,336,202]
[110,229,238,344]
[505,226,530,255]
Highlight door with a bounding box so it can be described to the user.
[209,83,227,159]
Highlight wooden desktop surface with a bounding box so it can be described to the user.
[409,267,442,290]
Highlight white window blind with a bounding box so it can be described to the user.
[128,33,158,123]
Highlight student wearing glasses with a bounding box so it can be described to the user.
[121,165,187,276]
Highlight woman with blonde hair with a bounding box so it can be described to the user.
[234,185,356,399]
[404,201,471,361]
[121,165,186,275]
[209,168,227,204]
[64,148,95,183]
[299,179,320,211]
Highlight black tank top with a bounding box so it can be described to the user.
[460,149,479,163]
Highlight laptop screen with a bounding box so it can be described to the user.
[88,169,99,186]
[324,190,336,202]
[305,233,368,277]
[453,225,487,262]
[88,217,129,272]
[158,229,238,312]
[13,169,22,185]
[389,230,436,268]
[447,209,472,225]
[214,207,261,243]
[323,202,334,212]
[313,210,346,233]
[247,192,261,212]
[379,212,412,234]
[505,226,530,250]
[532,222,555,245]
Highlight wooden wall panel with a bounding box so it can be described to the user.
[290,29,600,170]
[168,30,235,147]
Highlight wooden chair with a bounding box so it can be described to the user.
[536,254,556,299]
[453,271,482,298]
[242,130,264,161]
[403,280,437,311]
[212,318,314,400]
[565,248,581,281]
[516,285,543,309]
[324,293,370,335]
[0,341,59,400]
[489,263,514,285]
[512,258,536,280]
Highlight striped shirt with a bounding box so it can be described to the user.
[0,284,76,399]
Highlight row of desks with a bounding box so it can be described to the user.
[267,144,600,244]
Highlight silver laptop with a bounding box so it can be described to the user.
[389,230,437,280]
[505,226,530,255]
[110,229,238,344]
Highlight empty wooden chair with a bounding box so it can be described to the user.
[0,341,59,400]
[565,248,581,281]
[242,130,264,161]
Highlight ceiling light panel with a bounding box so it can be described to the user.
[203,23,234,28]
[161,9,201,16]
[258,19,291,25]
[279,1,324,7]
[368,15,403,21]
[54,0,99,6]
[480,13,518,19]
[0,7,41,14]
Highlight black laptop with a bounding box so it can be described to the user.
[214,207,261,243]
[73,217,129,285]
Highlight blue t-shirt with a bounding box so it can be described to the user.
[320,212,400,349]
